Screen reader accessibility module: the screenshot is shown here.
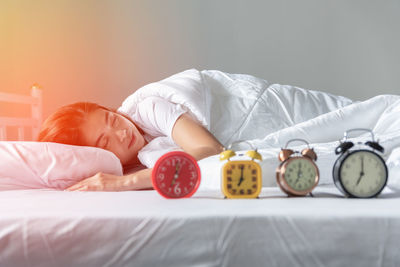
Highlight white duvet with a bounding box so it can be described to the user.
[121,69,400,191]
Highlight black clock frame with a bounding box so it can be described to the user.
[333,149,388,198]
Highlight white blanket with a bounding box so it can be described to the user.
[120,69,400,191]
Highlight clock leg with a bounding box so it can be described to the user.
[309,192,314,197]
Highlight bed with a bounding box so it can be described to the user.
[1,84,400,267]
[1,186,400,267]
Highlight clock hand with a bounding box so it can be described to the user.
[360,155,364,176]
[238,177,244,186]
[171,162,181,186]
[356,174,363,186]
[295,162,302,184]
[237,165,244,186]
[356,156,365,186]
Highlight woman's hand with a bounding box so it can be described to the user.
[65,168,153,191]
[65,172,129,191]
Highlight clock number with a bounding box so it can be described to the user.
[174,182,182,195]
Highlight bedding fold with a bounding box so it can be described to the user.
[119,69,400,191]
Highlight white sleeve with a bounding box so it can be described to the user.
[134,96,187,138]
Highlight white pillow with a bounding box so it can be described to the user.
[0,141,123,190]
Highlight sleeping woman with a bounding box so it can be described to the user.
[38,69,356,191]
[38,100,224,191]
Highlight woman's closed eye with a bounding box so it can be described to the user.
[100,137,109,149]
[109,114,118,127]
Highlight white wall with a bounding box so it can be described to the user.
[1,0,399,121]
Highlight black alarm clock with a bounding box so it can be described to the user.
[333,128,388,198]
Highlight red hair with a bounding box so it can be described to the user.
[38,102,113,145]
[38,102,145,171]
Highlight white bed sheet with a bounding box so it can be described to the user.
[1,186,400,267]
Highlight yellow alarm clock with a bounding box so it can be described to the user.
[220,142,262,199]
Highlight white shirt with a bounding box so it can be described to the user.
[118,96,187,168]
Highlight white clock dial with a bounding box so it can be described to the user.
[284,158,318,192]
[340,151,387,197]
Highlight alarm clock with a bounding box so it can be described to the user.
[276,139,319,196]
[220,142,262,199]
[152,151,201,199]
[333,128,388,198]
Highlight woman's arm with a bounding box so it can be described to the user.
[172,113,224,160]
[66,113,223,191]
[65,168,153,191]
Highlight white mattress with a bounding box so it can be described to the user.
[1,185,400,267]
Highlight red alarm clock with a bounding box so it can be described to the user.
[152,151,201,198]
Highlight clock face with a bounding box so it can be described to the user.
[339,150,387,198]
[152,151,201,198]
[280,157,319,195]
[222,160,262,198]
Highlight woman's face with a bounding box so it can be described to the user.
[80,108,146,166]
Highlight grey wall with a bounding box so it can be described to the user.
[1,0,400,122]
